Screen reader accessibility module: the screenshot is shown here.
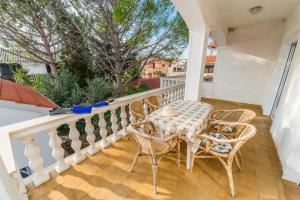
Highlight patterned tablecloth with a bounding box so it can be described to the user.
[147,100,213,139]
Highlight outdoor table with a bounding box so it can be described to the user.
[146,100,213,169]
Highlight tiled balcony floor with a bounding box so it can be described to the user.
[27,99,300,200]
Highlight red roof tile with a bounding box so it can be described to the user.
[0,79,57,109]
[206,55,216,63]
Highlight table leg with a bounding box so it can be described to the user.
[186,142,192,170]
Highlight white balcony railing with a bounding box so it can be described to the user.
[0,83,185,199]
[160,75,186,88]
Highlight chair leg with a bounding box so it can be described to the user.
[191,156,195,171]
[126,133,132,140]
[177,140,181,168]
[235,155,242,172]
[150,157,158,194]
[130,147,141,172]
[226,165,235,197]
[238,150,242,163]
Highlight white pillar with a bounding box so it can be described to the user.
[184,29,208,101]
[48,128,69,174]
[110,109,121,142]
[0,156,24,200]
[98,112,110,148]
[69,123,85,164]
[85,117,98,155]
[23,136,50,187]
[120,106,129,136]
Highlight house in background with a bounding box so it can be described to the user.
[141,57,170,78]
[0,48,50,81]
[0,78,57,178]
[168,56,217,81]
[168,59,187,76]
[203,55,216,81]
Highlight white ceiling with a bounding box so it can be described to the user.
[216,0,299,27]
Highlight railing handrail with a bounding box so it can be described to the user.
[161,75,185,79]
[0,83,184,174]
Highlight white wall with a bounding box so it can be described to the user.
[22,63,48,75]
[268,4,300,183]
[211,21,285,106]
[0,101,55,170]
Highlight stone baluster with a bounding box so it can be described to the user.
[98,112,110,148]
[174,88,178,101]
[169,90,174,103]
[110,109,121,142]
[23,136,49,187]
[48,128,69,174]
[173,89,177,101]
[177,88,181,100]
[160,77,165,88]
[69,123,85,164]
[120,106,129,136]
[129,110,136,124]
[143,101,149,116]
[85,117,98,155]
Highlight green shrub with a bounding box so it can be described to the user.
[41,69,83,107]
[85,78,114,104]
[13,68,33,85]
[126,84,151,95]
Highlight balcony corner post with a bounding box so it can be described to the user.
[23,136,50,187]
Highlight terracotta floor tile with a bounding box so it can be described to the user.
[26,99,300,200]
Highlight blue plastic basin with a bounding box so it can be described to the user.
[71,106,92,114]
[93,101,110,107]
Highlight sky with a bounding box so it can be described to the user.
[179,37,214,59]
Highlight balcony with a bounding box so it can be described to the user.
[0,82,298,200]
[21,97,294,200]
[1,0,300,199]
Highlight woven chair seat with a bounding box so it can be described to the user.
[191,132,233,154]
[210,123,237,133]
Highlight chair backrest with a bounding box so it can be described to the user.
[128,123,153,154]
[128,121,177,156]
[146,96,163,112]
[129,101,145,121]
[237,109,256,123]
[227,123,257,158]
[211,109,256,123]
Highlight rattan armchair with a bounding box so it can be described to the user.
[210,109,256,123]
[129,101,146,122]
[191,122,256,197]
[146,95,169,113]
[208,109,256,139]
[128,121,181,193]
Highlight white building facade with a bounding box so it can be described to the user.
[171,0,300,184]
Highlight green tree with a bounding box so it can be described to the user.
[0,0,63,79]
[85,78,114,104]
[50,0,94,86]
[40,69,83,107]
[65,0,188,95]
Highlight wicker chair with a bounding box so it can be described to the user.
[129,101,146,122]
[128,121,181,194]
[191,122,256,197]
[146,95,169,113]
[210,109,256,123]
